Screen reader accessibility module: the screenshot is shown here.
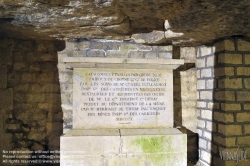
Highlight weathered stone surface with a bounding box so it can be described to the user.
[0,65,7,88]
[61,129,187,166]
[132,31,166,44]
[72,68,174,129]
[0,88,13,109]
[0,1,250,45]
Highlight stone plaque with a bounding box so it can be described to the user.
[73,68,173,129]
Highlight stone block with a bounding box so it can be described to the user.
[237,160,250,166]
[27,93,46,103]
[208,102,220,109]
[153,45,172,51]
[205,121,213,131]
[158,52,172,59]
[197,120,206,128]
[213,134,236,147]
[245,125,250,134]
[5,124,21,131]
[180,47,196,63]
[238,136,250,145]
[244,104,250,110]
[37,103,61,110]
[31,83,60,93]
[21,73,38,83]
[206,79,215,89]
[38,73,58,83]
[221,103,241,111]
[74,41,90,50]
[37,53,57,62]
[109,42,120,50]
[244,78,250,89]
[73,50,87,57]
[214,91,235,101]
[60,129,187,166]
[200,150,211,164]
[237,91,250,101]
[218,78,242,89]
[145,52,157,59]
[129,51,144,58]
[236,113,250,122]
[201,68,212,78]
[203,131,212,140]
[237,67,250,76]
[120,43,138,51]
[31,142,44,151]
[106,50,128,58]
[200,91,213,100]
[87,49,105,57]
[138,45,152,51]
[0,88,13,109]
[197,69,201,78]
[28,131,45,141]
[237,39,250,51]
[0,65,7,88]
[245,54,250,64]
[197,46,212,57]
[199,137,207,149]
[0,46,12,65]
[201,110,212,120]
[28,63,41,71]
[47,111,63,122]
[196,58,206,68]
[218,53,242,64]
[214,39,235,52]
[197,129,203,137]
[214,67,235,77]
[213,112,234,123]
[218,124,242,136]
[59,72,73,83]
[41,62,58,72]
[197,80,205,89]
[206,55,215,67]
[30,126,46,132]
[197,101,206,108]
[35,41,56,52]
[15,109,47,122]
[90,42,109,50]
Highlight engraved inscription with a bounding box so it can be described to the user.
[73,69,173,129]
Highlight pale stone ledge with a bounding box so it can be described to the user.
[63,57,184,70]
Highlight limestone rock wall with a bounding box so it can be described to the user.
[1,0,250,46]
[0,38,64,163]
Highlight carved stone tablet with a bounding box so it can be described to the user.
[72,68,173,129]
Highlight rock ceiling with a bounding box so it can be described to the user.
[1,0,250,46]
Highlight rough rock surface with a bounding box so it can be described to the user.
[1,0,250,46]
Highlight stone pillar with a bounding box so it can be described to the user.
[212,38,250,166]
[196,45,215,165]
[196,38,250,166]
